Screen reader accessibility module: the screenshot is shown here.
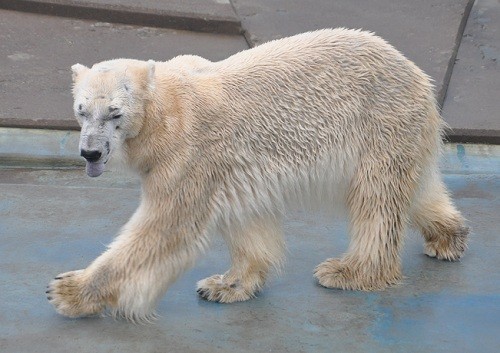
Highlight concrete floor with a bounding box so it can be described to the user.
[0,143,499,353]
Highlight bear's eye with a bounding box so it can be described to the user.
[111,114,122,120]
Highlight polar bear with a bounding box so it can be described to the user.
[47,29,468,322]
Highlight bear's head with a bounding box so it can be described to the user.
[71,59,155,177]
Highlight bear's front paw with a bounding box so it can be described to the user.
[196,274,258,303]
[46,270,105,318]
[314,258,401,291]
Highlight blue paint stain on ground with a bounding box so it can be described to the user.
[368,292,500,352]
[59,131,71,155]
[457,144,466,163]
[0,199,14,213]
[441,144,500,175]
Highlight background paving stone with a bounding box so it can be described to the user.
[232,0,474,106]
[442,0,500,143]
[0,0,242,34]
[0,10,248,129]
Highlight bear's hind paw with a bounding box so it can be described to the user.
[314,258,401,291]
[424,225,469,261]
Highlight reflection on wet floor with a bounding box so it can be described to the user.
[0,143,499,352]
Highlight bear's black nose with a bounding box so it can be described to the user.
[80,149,102,162]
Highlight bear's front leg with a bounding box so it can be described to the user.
[197,216,284,303]
[47,269,107,318]
[47,192,210,322]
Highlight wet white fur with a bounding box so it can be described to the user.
[47,29,467,322]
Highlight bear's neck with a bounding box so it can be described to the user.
[126,76,194,180]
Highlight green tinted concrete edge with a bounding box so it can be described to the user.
[0,127,82,168]
[1,127,499,173]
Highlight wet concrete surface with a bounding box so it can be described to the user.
[0,143,499,352]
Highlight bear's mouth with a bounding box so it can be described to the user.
[85,160,106,177]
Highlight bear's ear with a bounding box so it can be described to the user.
[71,63,89,83]
[124,60,155,91]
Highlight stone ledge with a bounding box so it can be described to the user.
[0,0,242,34]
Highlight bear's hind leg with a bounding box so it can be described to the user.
[197,216,284,303]
[411,171,468,261]
[314,160,414,290]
